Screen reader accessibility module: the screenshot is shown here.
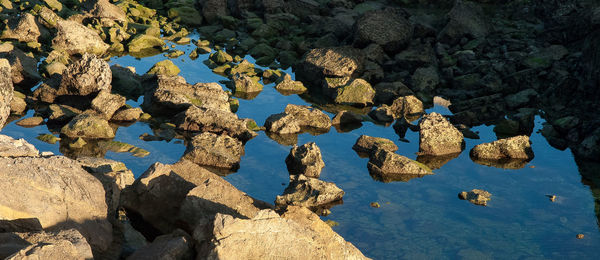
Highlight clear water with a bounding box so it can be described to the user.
[3,33,599,259]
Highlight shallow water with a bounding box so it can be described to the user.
[3,33,599,259]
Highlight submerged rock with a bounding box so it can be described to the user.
[459,189,491,206]
[0,135,39,157]
[51,20,109,55]
[352,135,398,156]
[61,114,115,139]
[367,149,433,181]
[182,132,244,171]
[275,174,344,208]
[173,105,258,142]
[285,142,325,178]
[57,53,112,96]
[265,104,331,134]
[418,112,464,156]
[0,59,12,128]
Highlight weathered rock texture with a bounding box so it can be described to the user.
[182,132,244,171]
[174,105,258,142]
[52,20,109,55]
[265,104,331,134]
[285,142,325,178]
[0,229,94,260]
[0,59,13,129]
[275,175,344,208]
[57,53,112,96]
[459,189,492,206]
[367,149,433,182]
[296,47,364,86]
[353,8,413,53]
[352,135,398,156]
[0,135,39,157]
[419,112,464,156]
[470,135,534,160]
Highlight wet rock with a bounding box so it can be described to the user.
[522,45,568,69]
[275,74,307,94]
[419,112,464,156]
[127,34,165,54]
[438,0,490,43]
[146,60,180,76]
[0,47,42,89]
[111,107,142,122]
[285,142,325,178]
[209,50,233,65]
[144,75,231,115]
[0,59,12,128]
[91,90,126,120]
[173,105,258,142]
[367,149,433,181]
[353,135,398,156]
[182,132,244,171]
[353,8,413,53]
[0,229,93,260]
[265,104,332,134]
[0,135,39,157]
[0,156,112,252]
[232,73,263,94]
[333,78,375,106]
[332,110,363,125]
[275,175,344,208]
[0,13,40,43]
[127,230,193,260]
[373,81,414,105]
[296,46,364,86]
[52,20,109,55]
[197,208,368,259]
[458,189,491,206]
[470,135,534,160]
[57,53,112,96]
[61,114,115,139]
[15,117,44,127]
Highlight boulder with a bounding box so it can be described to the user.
[264,104,332,134]
[411,66,439,93]
[201,0,229,24]
[91,90,126,120]
[182,132,244,171]
[126,230,193,260]
[0,135,39,157]
[0,13,40,43]
[57,53,112,96]
[232,73,263,93]
[0,156,112,252]
[173,105,258,142]
[84,0,128,25]
[110,65,143,98]
[127,34,165,53]
[332,110,363,125]
[353,8,413,53]
[368,106,395,123]
[61,114,115,139]
[389,95,424,120]
[367,149,433,181]
[438,0,490,43]
[146,60,180,76]
[285,142,325,178]
[296,46,364,86]
[470,135,534,160]
[198,208,368,259]
[111,107,143,122]
[51,20,109,55]
[275,175,344,208]
[0,59,12,128]
[0,229,93,260]
[418,112,464,156]
[352,135,398,156]
[333,78,375,106]
[458,189,491,206]
[275,74,307,94]
[0,47,42,89]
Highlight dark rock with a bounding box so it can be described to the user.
[126,230,193,260]
[373,81,414,105]
[353,8,413,53]
[0,47,42,89]
[438,0,490,43]
[296,46,364,86]
[332,110,363,125]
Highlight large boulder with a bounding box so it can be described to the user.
[57,53,112,96]
[275,174,344,208]
[173,105,258,142]
[182,132,244,171]
[197,208,369,259]
[470,135,534,160]
[61,114,115,139]
[353,8,413,53]
[0,135,39,157]
[0,156,112,252]
[296,46,364,86]
[83,0,128,26]
[333,78,375,107]
[0,59,12,129]
[264,104,332,134]
[51,20,109,55]
[0,47,42,89]
[0,13,40,43]
[285,142,325,178]
[418,112,464,156]
[367,149,433,182]
[438,0,490,43]
[91,90,126,120]
[0,229,93,260]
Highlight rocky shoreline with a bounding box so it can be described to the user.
[0,0,599,258]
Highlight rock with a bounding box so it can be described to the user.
[201,0,229,24]
[504,89,538,109]
[126,230,193,260]
[0,156,112,251]
[57,53,112,96]
[15,117,44,127]
[333,78,375,106]
[265,104,332,134]
[411,66,439,93]
[10,91,27,115]
[353,8,413,53]
[373,81,414,105]
[389,95,424,120]
[285,142,325,178]
[470,135,534,160]
[352,135,398,156]
[121,160,269,234]
[458,189,491,206]
[275,175,344,208]
[111,65,143,98]
[127,34,165,54]
[61,114,115,139]
[173,106,257,142]
[47,104,79,123]
[91,90,126,120]
[438,0,490,43]
[182,132,244,171]
[275,74,307,94]
[84,0,128,25]
[0,135,39,157]
[0,47,42,89]
[332,110,363,125]
[0,218,42,233]
[146,60,180,76]
[51,20,109,55]
[0,13,40,43]
[0,229,93,260]
[0,59,12,128]
[198,208,368,259]
[296,46,364,86]
[367,149,432,181]
[522,45,568,69]
[394,42,437,70]
[368,106,394,123]
[209,50,233,65]
[111,107,142,121]
[232,73,263,93]
[144,75,231,115]
[419,112,464,156]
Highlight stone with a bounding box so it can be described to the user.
[111,107,143,121]
[182,132,244,171]
[285,142,325,178]
[91,90,126,120]
[126,230,193,260]
[419,112,464,156]
[470,135,534,160]
[353,8,413,53]
[0,156,112,251]
[373,81,414,105]
[0,48,42,89]
[265,104,332,134]
[61,114,115,139]
[275,74,307,94]
[458,189,491,206]
[0,13,40,43]
[47,104,80,123]
[411,66,439,93]
[146,60,180,76]
[438,0,490,43]
[332,110,363,125]
[127,34,165,53]
[173,106,258,142]
[111,65,143,98]
[201,0,229,24]
[0,135,39,157]
[51,20,109,55]
[352,135,398,156]
[84,0,127,25]
[57,53,112,96]
[389,95,424,119]
[10,91,26,115]
[333,78,375,106]
[367,149,432,180]
[275,175,344,208]
[504,89,538,109]
[168,6,203,26]
[15,117,44,127]
[296,46,364,86]
[197,208,368,259]
[0,229,93,260]
[232,73,263,93]
[0,59,12,128]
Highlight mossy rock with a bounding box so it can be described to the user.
[209,50,233,64]
[147,60,180,76]
[60,114,115,139]
[334,79,376,107]
[166,50,185,58]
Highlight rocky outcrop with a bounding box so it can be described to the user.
[353,8,413,53]
[0,59,12,129]
[0,13,40,43]
[51,20,109,55]
[265,104,331,134]
[173,105,258,142]
[0,135,39,157]
[275,174,344,208]
[182,132,244,171]
[0,229,93,260]
[61,114,115,139]
[0,156,112,252]
[285,142,325,178]
[418,112,464,156]
[352,135,398,156]
[296,46,364,86]
[459,189,491,206]
[367,149,433,182]
[57,54,112,96]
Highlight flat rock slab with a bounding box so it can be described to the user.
[367,149,433,182]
